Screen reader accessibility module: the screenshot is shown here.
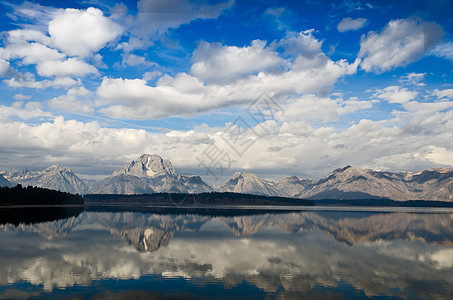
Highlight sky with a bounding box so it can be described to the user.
[0,0,452,186]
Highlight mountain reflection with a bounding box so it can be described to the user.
[1,209,453,298]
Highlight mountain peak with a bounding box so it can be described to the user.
[220,171,280,196]
[43,165,70,173]
[91,155,212,194]
[279,175,300,182]
[112,154,177,178]
[231,171,257,179]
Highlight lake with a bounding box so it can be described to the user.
[1,206,453,299]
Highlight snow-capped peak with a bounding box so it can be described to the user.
[43,164,70,173]
[112,154,178,178]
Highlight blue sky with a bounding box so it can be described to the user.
[0,0,452,185]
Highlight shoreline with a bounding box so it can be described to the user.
[2,203,453,213]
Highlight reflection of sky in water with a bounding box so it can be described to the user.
[1,210,453,298]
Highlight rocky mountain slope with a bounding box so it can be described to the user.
[295,166,453,201]
[273,176,314,197]
[219,171,280,196]
[218,166,453,201]
[1,155,452,201]
[0,165,87,194]
[0,174,13,187]
[88,154,213,194]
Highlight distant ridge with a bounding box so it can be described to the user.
[1,155,453,201]
[1,165,87,194]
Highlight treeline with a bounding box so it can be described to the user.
[313,199,453,207]
[0,184,84,206]
[84,192,315,206]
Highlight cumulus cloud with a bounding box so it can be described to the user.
[97,33,359,119]
[48,7,123,57]
[0,41,64,65]
[359,18,444,72]
[36,58,98,77]
[13,94,32,100]
[277,30,322,58]
[433,89,453,99]
[4,73,79,89]
[97,53,359,120]
[426,147,453,166]
[278,94,373,123]
[337,17,367,32]
[191,40,283,84]
[0,101,52,120]
[0,59,14,77]
[0,33,98,81]
[0,6,119,84]
[374,86,418,104]
[48,87,94,114]
[1,86,452,180]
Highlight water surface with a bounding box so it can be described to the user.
[1,207,453,299]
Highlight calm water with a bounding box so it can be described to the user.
[1,207,453,299]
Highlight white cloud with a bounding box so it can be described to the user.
[0,117,159,173]
[430,41,453,61]
[96,75,209,119]
[0,29,98,79]
[0,59,14,77]
[4,73,79,89]
[426,147,453,166]
[48,7,123,57]
[277,30,323,58]
[36,58,98,77]
[337,17,367,32]
[433,89,453,99]
[280,121,313,136]
[6,29,51,46]
[121,53,157,67]
[359,18,444,72]
[1,87,453,180]
[0,40,65,65]
[48,87,94,114]
[13,94,32,100]
[191,40,283,84]
[97,52,359,120]
[97,32,359,120]
[0,101,52,120]
[278,94,373,123]
[374,86,418,104]
[143,71,162,81]
[398,72,426,86]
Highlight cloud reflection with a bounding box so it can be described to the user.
[0,210,452,298]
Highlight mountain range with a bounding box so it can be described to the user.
[1,154,453,201]
[0,165,87,194]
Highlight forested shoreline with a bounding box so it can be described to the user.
[0,185,84,206]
